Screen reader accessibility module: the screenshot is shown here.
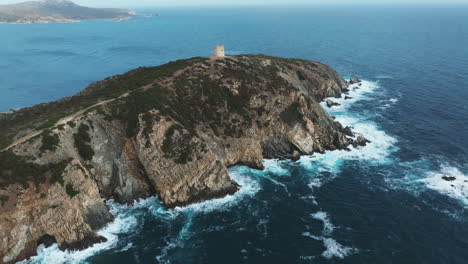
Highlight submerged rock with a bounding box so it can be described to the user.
[345,96,353,100]
[349,76,361,84]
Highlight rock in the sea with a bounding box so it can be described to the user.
[326,99,341,108]
[343,126,354,137]
[349,77,361,84]
[442,176,457,181]
[345,96,353,100]
[292,150,301,161]
[353,135,371,147]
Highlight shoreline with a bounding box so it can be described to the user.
[0,14,153,25]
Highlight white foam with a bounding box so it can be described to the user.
[20,202,139,264]
[419,165,468,206]
[20,197,158,264]
[20,78,394,263]
[302,80,397,176]
[311,211,335,235]
[375,74,394,79]
[320,80,379,113]
[155,240,178,263]
[174,166,261,214]
[302,232,357,259]
[321,237,358,259]
[299,117,397,174]
[116,243,133,252]
[263,159,289,176]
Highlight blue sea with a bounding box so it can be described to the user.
[2,5,468,264]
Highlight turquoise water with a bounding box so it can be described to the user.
[2,6,468,264]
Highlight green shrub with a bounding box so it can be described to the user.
[0,151,70,188]
[67,121,76,128]
[40,130,60,153]
[280,102,304,126]
[0,194,9,206]
[73,124,94,161]
[36,117,61,130]
[161,124,194,164]
[297,70,306,81]
[65,184,80,198]
[49,159,71,186]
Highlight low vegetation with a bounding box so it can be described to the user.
[161,124,196,164]
[0,151,70,188]
[73,124,94,161]
[0,58,200,150]
[40,129,60,153]
[1,55,321,176]
[65,184,80,198]
[0,194,9,206]
[280,102,304,126]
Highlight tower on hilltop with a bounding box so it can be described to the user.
[213,45,225,57]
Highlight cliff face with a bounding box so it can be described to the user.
[0,55,356,263]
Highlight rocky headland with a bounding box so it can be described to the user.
[0,0,141,24]
[0,54,366,263]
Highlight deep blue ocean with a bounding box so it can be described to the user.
[1,5,468,264]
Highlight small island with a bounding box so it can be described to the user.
[0,0,142,24]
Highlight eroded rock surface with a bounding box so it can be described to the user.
[0,55,356,263]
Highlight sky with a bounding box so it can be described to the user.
[0,0,467,7]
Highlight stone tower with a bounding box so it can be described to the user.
[213,45,225,57]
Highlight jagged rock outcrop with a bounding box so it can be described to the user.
[326,99,341,108]
[0,54,356,263]
[349,76,361,84]
[0,160,112,263]
[353,135,371,147]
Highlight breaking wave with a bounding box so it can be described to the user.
[421,165,468,206]
[300,80,398,194]
[386,159,468,210]
[20,199,142,264]
[21,77,465,264]
[303,210,358,259]
[311,211,335,235]
[21,166,262,264]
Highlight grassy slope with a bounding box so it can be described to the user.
[0,58,201,150]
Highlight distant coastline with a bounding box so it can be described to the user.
[0,0,151,24]
[0,14,153,25]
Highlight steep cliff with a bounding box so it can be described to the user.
[0,55,361,263]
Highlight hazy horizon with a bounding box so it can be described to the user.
[1,0,468,8]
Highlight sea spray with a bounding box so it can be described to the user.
[20,199,143,264]
[420,165,468,206]
[300,80,398,179]
[174,166,261,214]
[311,211,335,235]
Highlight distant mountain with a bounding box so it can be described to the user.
[0,0,138,23]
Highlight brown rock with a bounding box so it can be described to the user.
[0,54,358,262]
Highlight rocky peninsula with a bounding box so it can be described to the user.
[0,54,365,263]
[0,0,139,24]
